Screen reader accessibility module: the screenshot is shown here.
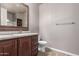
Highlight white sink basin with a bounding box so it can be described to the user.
[0,32,38,40]
[12,33,38,36]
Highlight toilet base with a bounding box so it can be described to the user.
[38,41,47,52]
[38,46,46,52]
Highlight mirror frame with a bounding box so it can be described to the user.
[0,3,29,31]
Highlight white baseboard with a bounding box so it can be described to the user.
[47,47,78,56]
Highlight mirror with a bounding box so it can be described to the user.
[0,3,28,27]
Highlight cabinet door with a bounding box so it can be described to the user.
[0,46,3,56]
[18,37,31,56]
[3,40,17,56]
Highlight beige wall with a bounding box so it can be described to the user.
[39,3,79,55]
[25,3,39,33]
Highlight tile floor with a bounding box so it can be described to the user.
[38,48,70,56]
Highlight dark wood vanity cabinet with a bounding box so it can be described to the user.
[0,39,17,56]
[18,37,31,56]
[18,35,38,56]
[0,46,3,56]
[3,40,17,56]
[31,35,38,56]
[0,35,38,56]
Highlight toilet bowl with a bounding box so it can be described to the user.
[38,41,47,52]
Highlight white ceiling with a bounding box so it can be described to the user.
[1,3,27,13]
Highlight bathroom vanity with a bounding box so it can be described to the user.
[0,33,38,56]
[0,3,38,56]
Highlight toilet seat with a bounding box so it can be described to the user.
[38,41,47,44]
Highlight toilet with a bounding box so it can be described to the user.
[38,35,47,52]
[38,41,47,52]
